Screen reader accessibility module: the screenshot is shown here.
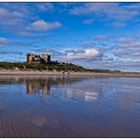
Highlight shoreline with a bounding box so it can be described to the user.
[0,70,140,78]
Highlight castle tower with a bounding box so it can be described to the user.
[42,54,51,62]
[27,54,35,63]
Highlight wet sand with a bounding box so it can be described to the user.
[0,76,140,137]
[0,70,140,78]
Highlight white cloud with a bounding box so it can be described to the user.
[0,7,24,17]
[0,37,37,48]
[19,31,45,39]
[28,20,62,32]
[116,38,140,48]
[36,3,54,11]
[95,35,110,41]
[112,38,140,61]
[82,18,94,24]
[70,3,118,15]
[0,7,25,26]
[65,48,100,60]
[112,22,126,29]
[0,37,8,45]
[0,50,23,55]
[70,3,140,26]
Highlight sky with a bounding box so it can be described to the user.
[0,2,140,71]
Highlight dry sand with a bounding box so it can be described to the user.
[0,70,140,78]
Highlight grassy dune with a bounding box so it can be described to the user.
[0,62,140,77]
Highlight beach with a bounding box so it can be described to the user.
[0,70,140,78]
[0,75,140,137]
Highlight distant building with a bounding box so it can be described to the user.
[27,53,51,64]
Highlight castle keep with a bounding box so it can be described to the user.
[27,53,51,64]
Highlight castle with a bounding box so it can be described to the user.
[27,53,51,64]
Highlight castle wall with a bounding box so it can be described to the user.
[27,54,51,64]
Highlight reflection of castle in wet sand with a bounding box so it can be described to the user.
[25,77,84,96]
[25,77,99,102]
[0,76,99,101]
[2,76,84,96]
[26,80,51,95]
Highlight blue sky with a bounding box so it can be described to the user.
[0,2,140,71]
